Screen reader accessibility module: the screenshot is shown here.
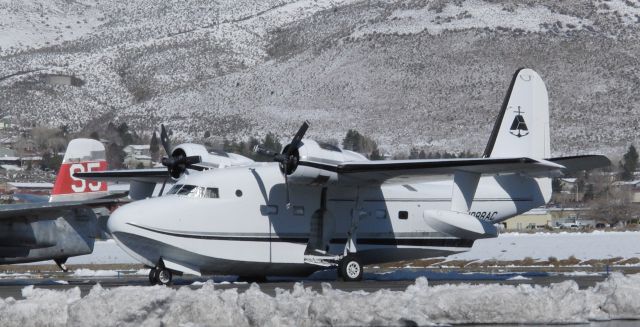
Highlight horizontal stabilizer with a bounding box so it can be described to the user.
[546,155,611,172]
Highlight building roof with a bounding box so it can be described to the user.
[1,164,22,171]
[7,182,54,189]
[0,147,16,157]
[125,145,150,150]
[612,180,640,186]
[521,208,550,215]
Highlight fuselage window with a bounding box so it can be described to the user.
[398,211,409,220]
[293,206,304,216]
[205,188,219,198]
[235,189,242,197]
[375,210,387,219]
[167,184,183,195]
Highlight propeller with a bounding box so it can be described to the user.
[159,124,202,179]
[254,121,310,208]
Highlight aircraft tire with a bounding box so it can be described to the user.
[148,268,159,285]
[339,256,363,282]
[157,268,173,285]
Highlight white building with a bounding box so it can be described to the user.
[123,144,152,168]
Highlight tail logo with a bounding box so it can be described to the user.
[509,106,529,138]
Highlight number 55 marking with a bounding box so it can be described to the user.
[70,162,103,193]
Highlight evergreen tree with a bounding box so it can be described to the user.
[263,132,282,153]
[106,143,125,169]
[342,129,379,154]
[369,146,384,160]
[150,131,160,161]
[620,145,639,181]
[40,151,63,172]
[409,147,420,159]
[342,129,361,152]
[551,178,562,193]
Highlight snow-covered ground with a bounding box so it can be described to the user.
[449,231,640,262]
[0,273,639,326]
[22,239,138,265]
[66,239,139,265]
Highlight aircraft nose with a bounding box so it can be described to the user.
[107,204,131,235]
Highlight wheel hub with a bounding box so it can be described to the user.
[158,270,171,284]
[346,261,360,278]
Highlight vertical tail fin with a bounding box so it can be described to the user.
[50,138,108,202]
[483,68,550,159]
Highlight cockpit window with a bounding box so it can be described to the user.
[170,184,219,198]
[176,185,196,195]
[167,184,183,195]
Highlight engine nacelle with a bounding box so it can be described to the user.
[172,143,254,169]
[0,207,97,264]
[423,209,497,239]
[287,139,368,186]
[0,220,57,248]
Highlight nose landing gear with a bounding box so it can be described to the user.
[338,255,363,282]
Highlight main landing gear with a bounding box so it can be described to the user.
[149,267,173,285]
[338,255,363,282]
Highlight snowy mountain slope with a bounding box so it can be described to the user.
[1,0,639,156]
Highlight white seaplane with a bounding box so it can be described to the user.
[77,68,609,284]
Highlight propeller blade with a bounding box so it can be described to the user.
[287,121,310,156]
[160,124,172,156]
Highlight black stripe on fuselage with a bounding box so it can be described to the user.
[329,238,474,247]
[127,223,308,243]
[127,223,474,247]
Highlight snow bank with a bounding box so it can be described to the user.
[1,274,640,326]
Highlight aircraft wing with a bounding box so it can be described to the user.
[74,168,170,183]
[545,155,611,172]
[298,157,585,185]
[0,198,127,219]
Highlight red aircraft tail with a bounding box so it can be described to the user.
[50,139,108,202]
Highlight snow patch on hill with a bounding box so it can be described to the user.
[352,0,592,37]
[597,0,640,25]
[0,0,105,55]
